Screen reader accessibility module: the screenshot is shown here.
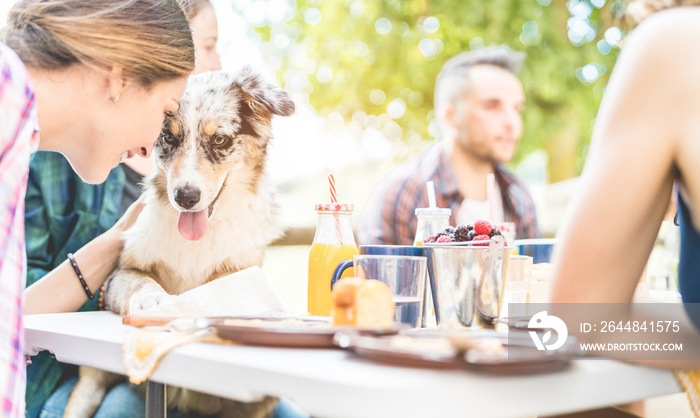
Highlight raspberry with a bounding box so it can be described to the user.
[473,235,490,246]
[436,235,453,243]
[424,235,436,243]
[474,220,493,236]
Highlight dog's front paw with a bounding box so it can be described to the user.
[128,290,175,315]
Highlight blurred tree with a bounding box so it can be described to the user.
[248,0,628,182]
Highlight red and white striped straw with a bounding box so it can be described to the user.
[329,174,337,203]
[328,174,342,244]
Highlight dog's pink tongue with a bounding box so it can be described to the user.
[177,209,209,241]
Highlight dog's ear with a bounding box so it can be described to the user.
[235,67,295,119]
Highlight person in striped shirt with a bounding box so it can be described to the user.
[358,46,540,246]
[0,0,195,416]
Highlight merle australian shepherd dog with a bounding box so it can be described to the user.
[64,69,295,418]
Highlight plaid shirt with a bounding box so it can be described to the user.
[357,142,540,245]
[24,151,126,417]
[0,43,39,418]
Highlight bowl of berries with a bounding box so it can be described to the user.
[422,220,509,246]
[422,220,511,329]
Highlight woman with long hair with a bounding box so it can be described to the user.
[0,0,195,416]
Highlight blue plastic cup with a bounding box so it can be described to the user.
[514,239,558,264]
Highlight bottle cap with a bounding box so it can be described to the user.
[415,207,452,217]
[315,203,354,211]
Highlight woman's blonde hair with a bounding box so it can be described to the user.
[2,0,195,88]
[182,0,213,20]
[628,0,700,22]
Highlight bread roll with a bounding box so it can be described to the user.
[331,277,395,327]
[331,277,364,325]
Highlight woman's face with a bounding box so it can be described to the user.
[191,5,221,75]
[65,75,188,184]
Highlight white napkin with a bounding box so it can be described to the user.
[139,266,286,317]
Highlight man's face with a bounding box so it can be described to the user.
[448,65,525,164]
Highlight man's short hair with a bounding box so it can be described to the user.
[434,45,526,113]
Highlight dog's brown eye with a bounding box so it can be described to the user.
[212,135,226,146]
[160,132,176,145]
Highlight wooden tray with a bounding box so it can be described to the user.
[338,329,581,373]
[212,318,405,348]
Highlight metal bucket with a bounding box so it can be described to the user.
[424,236,510,328]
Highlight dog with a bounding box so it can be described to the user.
[64,69,295,417]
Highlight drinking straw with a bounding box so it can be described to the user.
[426,181,437,208]
[486,173,496,222]
[328,174,343,244]
[329,174,337,203]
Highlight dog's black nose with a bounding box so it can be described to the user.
[174,187,201,210]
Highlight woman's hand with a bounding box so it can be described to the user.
[24,195,148,315]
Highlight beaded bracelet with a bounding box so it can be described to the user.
[98,285,106,311]
[66,253,94,300]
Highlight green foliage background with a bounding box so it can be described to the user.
[250,0,628,182]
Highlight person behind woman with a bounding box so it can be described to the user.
[18,1,219,416]
[550,0,700,357]
[0,0,194,416]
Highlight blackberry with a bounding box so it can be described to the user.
[454,226,471,242]
[489,228,502,238]
[444,226,456,234]
[467,230,477,241]
[466,224,474,231]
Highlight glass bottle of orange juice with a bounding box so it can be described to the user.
[308,203,358,316]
